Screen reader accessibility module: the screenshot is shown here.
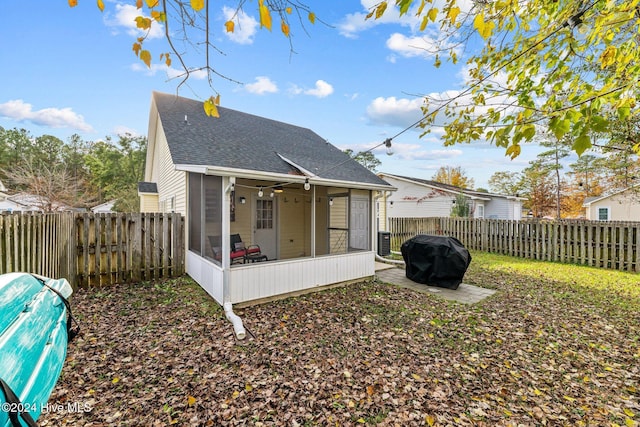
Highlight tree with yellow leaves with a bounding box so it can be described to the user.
[71,0,640,158]
[432,165,475,189]
[364,0,640,158]
[69,0,317,117]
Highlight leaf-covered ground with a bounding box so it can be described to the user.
[40,253,640,426]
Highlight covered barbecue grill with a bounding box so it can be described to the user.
[400,234,472,290]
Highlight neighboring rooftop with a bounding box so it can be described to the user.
[380,173,525,200]
[138,182,158,194]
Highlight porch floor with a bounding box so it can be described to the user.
[375,263,496,304]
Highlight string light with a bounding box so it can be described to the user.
[231,6,599,195]
[384,138,393,156]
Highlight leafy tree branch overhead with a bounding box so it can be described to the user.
[70,0,640,157]
[69,0,319,118]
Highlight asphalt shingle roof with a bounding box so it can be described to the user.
[153,92,391,187]
[138,182,158,193]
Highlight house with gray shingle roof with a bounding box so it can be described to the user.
[377,173,525,230]
[141,91,394,307]
[582,184,640,220]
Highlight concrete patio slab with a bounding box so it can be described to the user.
[375,264,496,304]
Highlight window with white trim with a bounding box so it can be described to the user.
[597,207,610,221]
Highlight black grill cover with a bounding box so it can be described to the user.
[401,234,472,290]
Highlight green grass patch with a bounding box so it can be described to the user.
[470,251,640,296]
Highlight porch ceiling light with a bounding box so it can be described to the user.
[304,178,310,191]
[258,187,263,198]
[274,185,284,193]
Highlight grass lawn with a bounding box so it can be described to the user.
[40,252,640,426]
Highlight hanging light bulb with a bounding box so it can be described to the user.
[257,187,263,198]
[329,198,334,206]
[384,138,393,156]
[270,189,275,198]
[565,9,588,42]
[304,178,310,191]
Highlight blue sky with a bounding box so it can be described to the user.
[0,0,551,189]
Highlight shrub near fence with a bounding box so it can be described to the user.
[388,217,640,273]
[0,212,184,288]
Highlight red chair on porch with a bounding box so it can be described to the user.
[230,234,266,263]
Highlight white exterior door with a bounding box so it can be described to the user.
[253,197,278,260]
[350,196,369,250]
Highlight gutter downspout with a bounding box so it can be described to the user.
[224,302,246,340]
[375,253,405,265]
[223,177,246,340]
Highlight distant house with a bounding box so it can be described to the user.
[0,193,46,213]
[377,173,525,230]
[0,194,33,213]
[138,182,159,212]
[91,200,116,213]
[140,91,394,306]
[583,185,640,221]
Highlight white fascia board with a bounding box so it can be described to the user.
[381,173,456,193]
[174,164,394,191]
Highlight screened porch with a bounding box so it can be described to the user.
[185,173,378,305]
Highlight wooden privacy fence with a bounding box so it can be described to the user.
[0,212,184,288]
[0,213,75,281]
[388,217,640,273]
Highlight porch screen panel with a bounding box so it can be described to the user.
[204,175,222,264]
[188,172,202,254]
[328,195,348,254]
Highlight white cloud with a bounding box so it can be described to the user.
[394,145,463,161]
[365,96,424,128]
[290,80,334,98]
[305,80,334,98]
[222,6,259,45]
[339,140,463,163]
[0,99,94,132]
[338,0,419,38]
[130,63,208,80]
[104,4,164,39]
[111,125,142,137]
[245,76,278,95]
[386,33,441,59]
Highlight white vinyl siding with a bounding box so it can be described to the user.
[139,194,159,213]
[379,175,522,221]
[587,188,640,221]
[156,118,186,215]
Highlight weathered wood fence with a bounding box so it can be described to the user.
[0,212,184,288]
[389,217,640,273]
